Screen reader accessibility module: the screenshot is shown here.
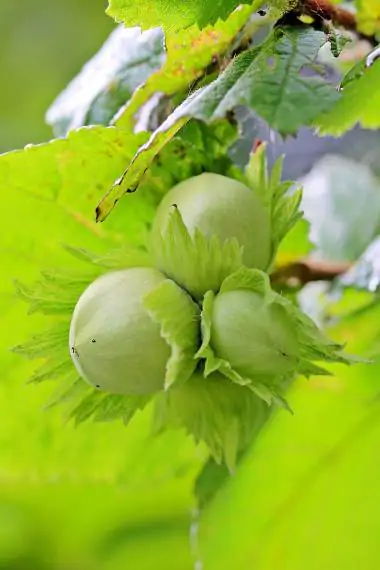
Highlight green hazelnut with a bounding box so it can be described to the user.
[152,172,271,270]
[69,267,175,395]
[210,288,300,379]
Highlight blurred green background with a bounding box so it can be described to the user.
[0,0,113,152]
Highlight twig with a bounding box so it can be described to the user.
[276,0,378,47]
[271,258,351,287]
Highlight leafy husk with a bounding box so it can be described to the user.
[153,369,270,473]
[197,266,355,408]
[151,205,243,300]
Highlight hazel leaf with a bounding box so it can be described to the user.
[106,0,261,31]
[316,60,380,135]
[96,27,336,222]
[115,6,254,130]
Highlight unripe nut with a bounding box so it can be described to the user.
[152,172,271,270]
[210,289,300,378]
[69,267,172,395]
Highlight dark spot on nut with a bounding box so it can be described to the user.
[91,338,96,343]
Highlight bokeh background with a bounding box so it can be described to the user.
[0,0,113,152]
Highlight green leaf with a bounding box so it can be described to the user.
[151,206,243,300]
[107,0,262,31]
[143,278,201,389]
[106,0,296,31]
[115,6,255,130]
[96,27,337,222]
[316,60,380,135]
[96,120,238,222]
[138,120,238,198]
[96,120,189,222]
[149,25,336,136]
[339,57,367,91]
[46,26,165,136]
[0,125,159,251]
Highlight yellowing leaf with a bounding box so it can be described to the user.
[115,6,254,129]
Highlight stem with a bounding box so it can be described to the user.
[271,258,350,286]
[277,0,378,47]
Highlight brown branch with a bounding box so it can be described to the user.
[305,0,378,46]
[277,0,378,47]
[271,259,351,287]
